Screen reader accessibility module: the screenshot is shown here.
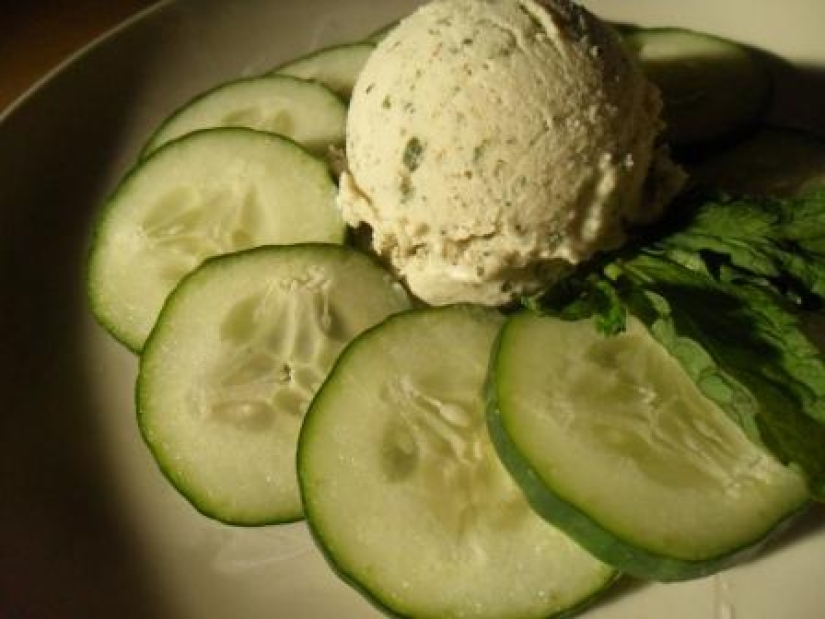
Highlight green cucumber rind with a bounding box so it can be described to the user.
[140,74,346,158]
[486,311,810,582]
[298,304,618,619]
[87,126,344,353]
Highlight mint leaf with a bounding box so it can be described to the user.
[653,189,825,303]
[525,272,627,336]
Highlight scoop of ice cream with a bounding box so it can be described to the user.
[339,0,684,306]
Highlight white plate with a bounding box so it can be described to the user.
[2,1,824,617]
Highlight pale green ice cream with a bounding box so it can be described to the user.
[339,0,684,305]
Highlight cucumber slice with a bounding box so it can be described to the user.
[690,126,825,197]
[138,244,411,525]
[88,128,344,352]
[143,75,346,158]
[623,28,772,147]
[489,312,809,582]
[299,305,617,619]
[272,43,375,100]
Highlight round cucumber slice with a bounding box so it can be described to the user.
[143,75,346,157]
[88,127,344,351]
[489,312,809,581]
[624,28,772,146]
[272,43,375,100]
[138,244,410,525]
[299,305,617,619]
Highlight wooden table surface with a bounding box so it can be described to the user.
[0,0,159,113]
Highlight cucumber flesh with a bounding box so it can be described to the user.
[137,244,410,525]
[690,126,825,197]
[624,28,772,147]
[272,43,375,100]
[490,312,809,581]
[88,128,344,351]
[299,305,616,619]
[143,75,346,158]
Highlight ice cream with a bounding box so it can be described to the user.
[339,0,684,306]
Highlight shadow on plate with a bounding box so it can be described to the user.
[586,574,651,613]
[0,5,183,618]
[752,503,825,563]
[763,56,825,138]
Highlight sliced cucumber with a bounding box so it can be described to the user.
[272,43,375,100]
[143,75,346,157]
[138,244,411,525]
[690,126,825,197]
[299,305,616,619]
[88,128,344,351]
[623,28,772,147]
[489,312,809,582]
